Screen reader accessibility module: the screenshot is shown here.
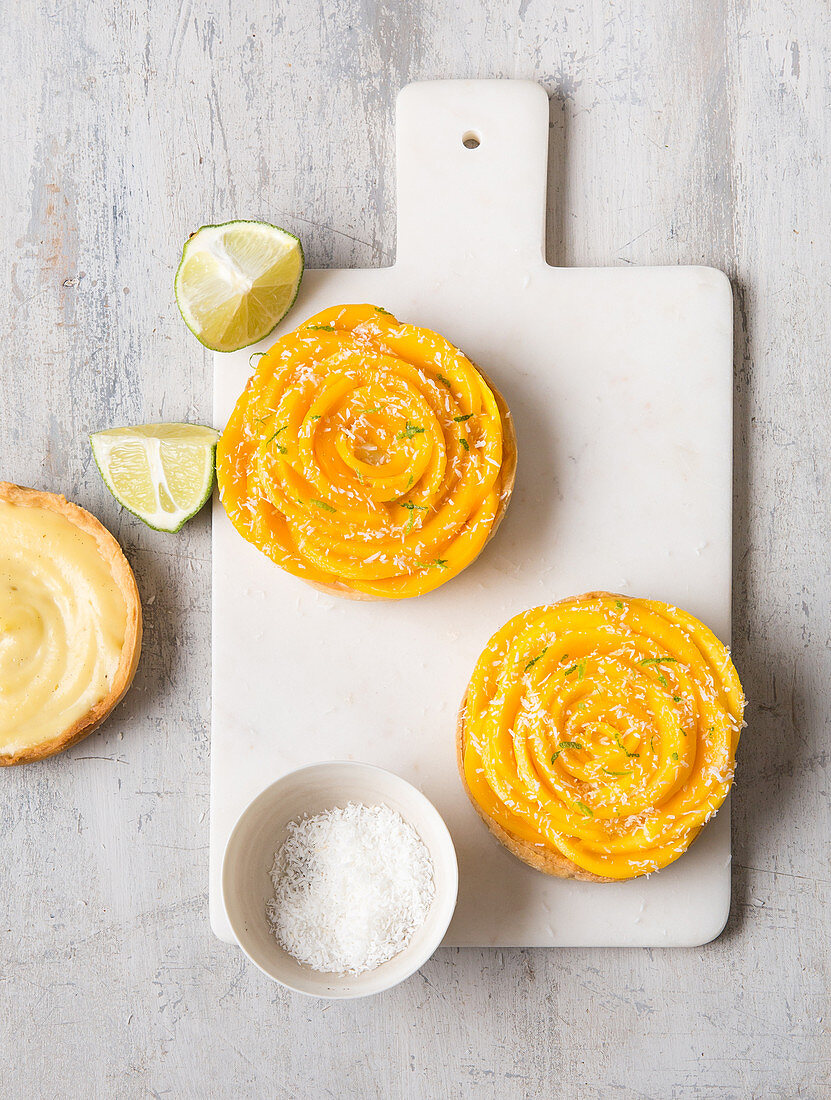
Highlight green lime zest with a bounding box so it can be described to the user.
[401,500,427,530]
[396,421,425,440]
[524,646,548,672]
[576,801,594,817]
[454,413,473,422]
[310,498,336,513]
[266,425,288,453]
[614,731,640,758]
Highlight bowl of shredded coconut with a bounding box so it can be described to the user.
[221,762,458,997]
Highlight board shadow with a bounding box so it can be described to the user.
[720,276,807,942]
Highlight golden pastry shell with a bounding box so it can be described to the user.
[0,482,142,766]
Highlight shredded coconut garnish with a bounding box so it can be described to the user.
[267,802,435,975]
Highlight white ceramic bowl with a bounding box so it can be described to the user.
[221,761,458,998]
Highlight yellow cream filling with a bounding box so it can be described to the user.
[216,304,511,598]
[462,593,745,879]
[0,501,128,752]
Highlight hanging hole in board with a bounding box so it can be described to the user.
[462,131,481,150]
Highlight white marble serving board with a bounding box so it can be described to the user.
[210,79,733,947]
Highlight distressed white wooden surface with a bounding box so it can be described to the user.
[0,1,828,1097]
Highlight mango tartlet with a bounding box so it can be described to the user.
[458,592,745,881]
[0,483,142,765]
[216,304,516,599]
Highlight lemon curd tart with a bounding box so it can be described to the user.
[216,304,516,599]
[458,592,745,881]
[0,483,142,765]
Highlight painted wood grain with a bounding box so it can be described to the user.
[0,0,828,1097]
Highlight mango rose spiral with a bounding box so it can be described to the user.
[458,592,745,880]
[217,304,516,599]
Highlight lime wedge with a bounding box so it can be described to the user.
[174,221,304,352]
[90,424,220,532]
